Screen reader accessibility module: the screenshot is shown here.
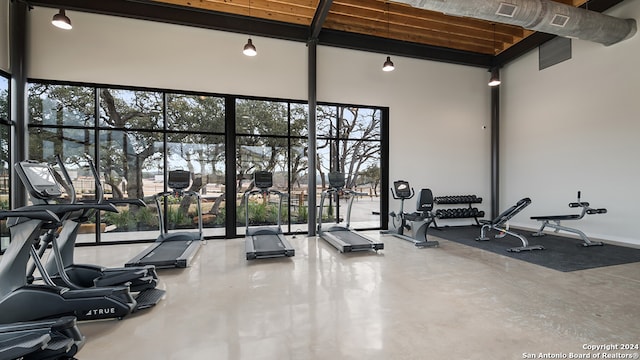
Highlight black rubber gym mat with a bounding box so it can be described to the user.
[432,225,640,272]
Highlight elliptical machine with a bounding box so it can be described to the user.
[28,156,164,305]
[0,208,85,359]
[0,160,138,323]
[382,180,439,248]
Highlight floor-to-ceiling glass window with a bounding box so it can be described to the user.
[97,88,164,243]
[317,104,382,229]
[0,73,9,251]
[288,103,310,232]
[166,93,226,237]
[28,84,97,243]
[26,80,384,243]
[28,82,228,243]
[235,99,295,235]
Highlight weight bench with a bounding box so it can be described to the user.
[530,191,606,247]
[476,197,545,252]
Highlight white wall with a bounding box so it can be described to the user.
[27,8,493,225]
[0,0,9,72]
[501,1,640,244]
[318,47,492,220]
[20,2,640,245]
[27,8,307,99]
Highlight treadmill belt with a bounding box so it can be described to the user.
[253,234,285,252]
[139,241,192,265]
[327,229,372,247]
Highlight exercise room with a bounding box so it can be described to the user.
[1,0,639,359]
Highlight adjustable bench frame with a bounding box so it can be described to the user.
[530,191,606,247]
[476,197,544,252]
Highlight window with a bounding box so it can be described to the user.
[235,99,305,234]
[0,74,9,251]
[27,80,385,244]
[317,105,382,228]
[166,94,226,236]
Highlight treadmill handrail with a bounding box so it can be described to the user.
[154,190,203,237]
[243,188,289,233]
[318,187,363,231]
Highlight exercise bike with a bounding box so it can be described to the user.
[382,180,438,248]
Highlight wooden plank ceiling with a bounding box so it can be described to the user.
[151,0,587,55]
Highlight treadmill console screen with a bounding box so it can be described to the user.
[328,172,345,189]
[393,180,412,198]
[168,170,191,190]
[18,162,63,199]
[254,171,273,190]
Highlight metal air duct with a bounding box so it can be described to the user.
[392,0,636,46]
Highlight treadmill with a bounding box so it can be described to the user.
[317,172,384,253]
[244,171,295,260]
[126,170,203,269]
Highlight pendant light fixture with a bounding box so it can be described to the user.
[382,3,395,72]
[488,24,501,86]
[383,56,395,72]
[52,9,72,30]
[243,0,257,56]
[488,68,501,87]
[243,39,257,57]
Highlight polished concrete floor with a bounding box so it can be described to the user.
[72,231,640,360]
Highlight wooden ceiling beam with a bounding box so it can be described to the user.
[154,0,318,25]
[324,14,498,54]
[327,4,519,44]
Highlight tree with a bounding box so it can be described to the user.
[316,105,381,190]
[359,164,381,196]
[0,86,9,207]
[235,99,308,193]
[99,88,163,201]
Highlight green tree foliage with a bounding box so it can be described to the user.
[235,100,308,193]
[359,164,381,196]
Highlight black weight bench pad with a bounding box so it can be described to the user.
[480,197,531,226]
[531,214,581,221]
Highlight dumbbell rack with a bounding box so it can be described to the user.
[433,195,485,227]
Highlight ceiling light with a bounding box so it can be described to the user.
[52,9,72,30]
[383,56,395,72]
[488,68,501,86]
[243,38,257,56]
[382,3,395,72]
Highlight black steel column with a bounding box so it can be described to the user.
[307,39,317,236]
[225,96,237,238]
[380,107,389,230]
[10,1,28,208]
[490,78,500,219]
